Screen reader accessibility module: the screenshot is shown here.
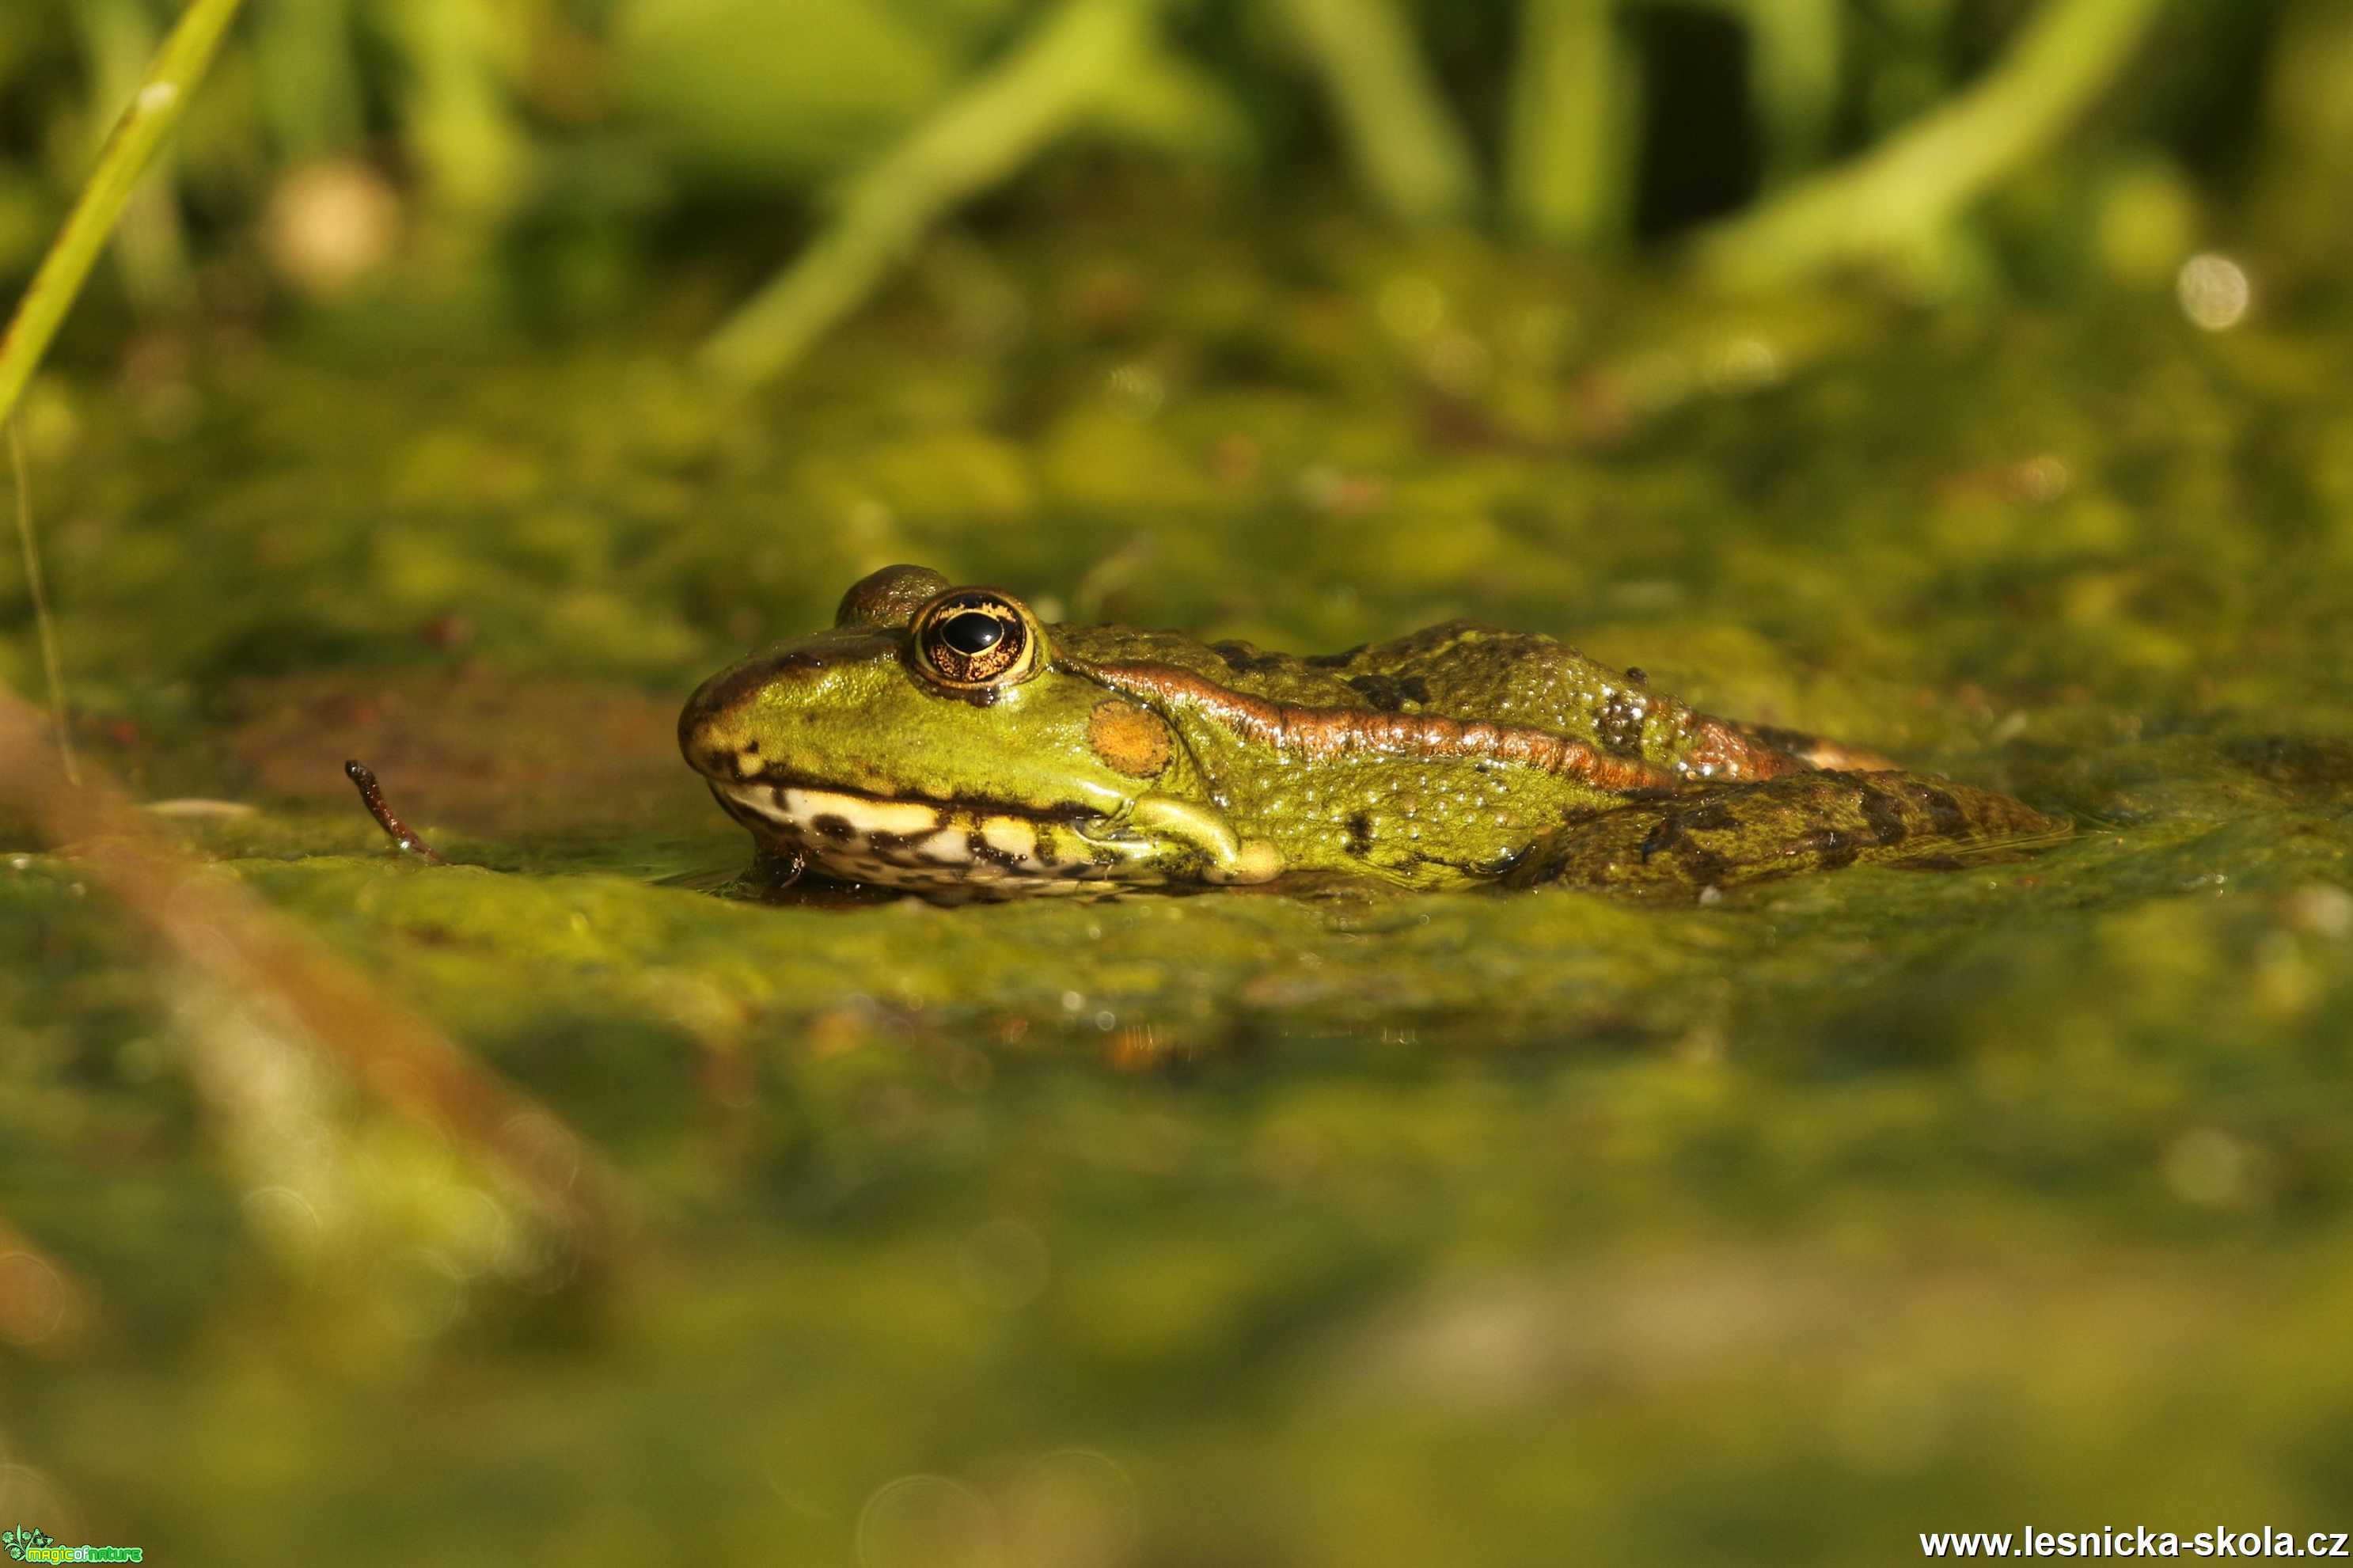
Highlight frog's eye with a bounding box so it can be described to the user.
[911,589,1042,690]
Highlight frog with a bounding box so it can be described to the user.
[677,564,2064,898]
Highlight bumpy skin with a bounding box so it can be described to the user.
[677,565,2064,898]
[1500,769,2061,892]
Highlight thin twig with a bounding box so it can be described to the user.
[344,759,449,864]
[7,422,76,784]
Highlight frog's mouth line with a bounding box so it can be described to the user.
[708,765,1099,826]
[705,776,1144,889]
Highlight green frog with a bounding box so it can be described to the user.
[678,565,2063,898]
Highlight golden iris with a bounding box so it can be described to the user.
[912,590,1039,689]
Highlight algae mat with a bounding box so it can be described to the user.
[3,225,2351,1563]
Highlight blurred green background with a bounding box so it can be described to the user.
[0,0,2344,354]
[3,2,2353,1564]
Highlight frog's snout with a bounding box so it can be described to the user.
[677,646,829,780]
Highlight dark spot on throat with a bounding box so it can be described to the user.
[966,830,1025,871]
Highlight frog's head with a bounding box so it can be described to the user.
[679,565,1201,890]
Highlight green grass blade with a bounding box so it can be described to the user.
[0,0,250,434]
[1691,0,2167,290]
[700,0,1163,396]
[1505,0,1634,245]
[1274,0,1482,226]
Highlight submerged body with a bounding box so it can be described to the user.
[678,566,2062,898]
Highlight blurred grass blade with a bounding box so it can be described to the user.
[0,0,248,434]
[700,0,1163,395]
[75,0,195,310]
[0,687,629,1274]
[1506,0,1635,245]
[8,422,75,784]
[380,0,530,233]
[1692,0,2167,289]
[1724,0,1842,188]
[1274,0,1482,226]
[253,0,363,160]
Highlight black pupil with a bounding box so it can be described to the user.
[940,611,1005,656]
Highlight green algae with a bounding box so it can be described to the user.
[4,207,2353,1562]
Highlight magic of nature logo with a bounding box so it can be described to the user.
[2,1525,141,1563]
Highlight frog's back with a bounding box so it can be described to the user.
[1288,621,1671,748]
[1057,619,1717,776]
[1056,620,1635,731]
[1053,624,1378,710]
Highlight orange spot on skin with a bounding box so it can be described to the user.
[1087,700,1174,778]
